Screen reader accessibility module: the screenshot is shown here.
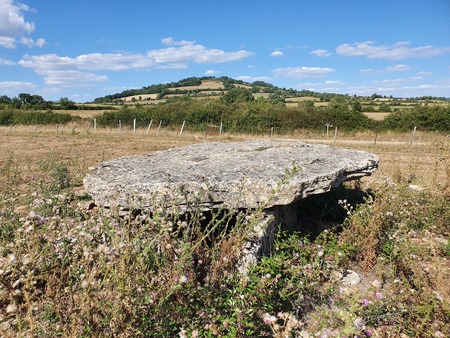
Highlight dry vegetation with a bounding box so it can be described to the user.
[1,124,447,188]
[1,124,449,337]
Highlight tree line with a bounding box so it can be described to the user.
[1,88,448,132]
[95,88,450,133]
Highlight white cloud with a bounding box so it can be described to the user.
[20,37,46,48]
[372,78,405,85]
[270,50,284,57]
[336,41,450,60]
[147,44,254,65]
[385,64,410,72]
[325,80,344,85]
[19,53,155,72]
[0,81,37,91]
[273,66,335,78]
[161,37,196,46]
[18,41,254,87]
[204,69,221,75]
[417,71,432,76]
[347,83,450,97]
[359,68,378,75]
[0,0,46,49]
[236,76,272,82]
[0,58,15,66]
[310,49,331,57]
[37,70,108,86]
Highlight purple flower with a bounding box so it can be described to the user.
[364,329,372,337]
[375,292,383,300]
[361,298,369,306]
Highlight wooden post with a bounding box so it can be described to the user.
[146,119,153,134]
[333,127,338,144]
[157,120,162,136]
[133,119,136,134]
[374,132,378,145]
[119,119,122,133]
[179,120,185,137]
[325,123,333,137]
[410,126,417,145]
[219,121,223,135]
[94,118,97,133]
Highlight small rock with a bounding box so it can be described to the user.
[6,303,17,313]
[409,184,424,191]
[341,270,361,286]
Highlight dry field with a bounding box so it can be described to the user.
[171,80,224,91]
[58,109,116,118]
[363,112,391,120]
[285,96,320,102]
[122,94,159,102]
[1,124,448,195]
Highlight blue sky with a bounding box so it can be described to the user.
[1,0,450,102]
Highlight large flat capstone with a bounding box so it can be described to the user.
[83,140,378,211]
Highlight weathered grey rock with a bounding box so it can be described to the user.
[84,140,379,274]
[83,140,378,211]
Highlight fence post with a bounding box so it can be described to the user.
[157,121,162,136]
[94,118,97,133]
[133,119,136,134]
[146,119,153,134]
[333,127,338,144]
[325,123,333,137]
[119,119,122,133]
[219,121,223,135]
[179,120,185,137]
[410,126,417,145]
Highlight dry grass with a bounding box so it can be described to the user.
[1,124,448,337]
[285,96,320,102]
[58,109,116,118]
[1,124,448,195]
[363,112,391,120]
[172,80,224,91]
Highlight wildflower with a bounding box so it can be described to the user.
[361,298,369,306]
[178,328,187,338]
[364,329,372,337]
[375,292,383,300]
[353,317,365,330]
[262,313,277,325]
[179,275,188,283]
[371,279,381,289]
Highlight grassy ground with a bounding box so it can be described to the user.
[0,124,449,337]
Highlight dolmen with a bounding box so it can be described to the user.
[83,140,379,272]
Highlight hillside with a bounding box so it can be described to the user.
[91,76,449,115]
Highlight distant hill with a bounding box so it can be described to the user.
[92,76,349,105]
